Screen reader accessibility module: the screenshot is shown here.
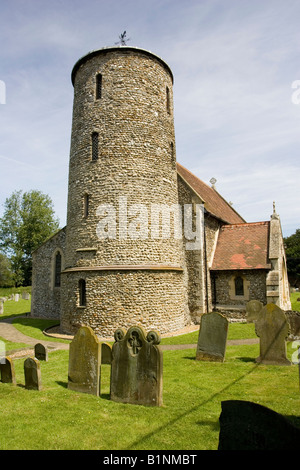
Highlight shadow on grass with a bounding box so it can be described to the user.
[285,415,300,428]
[195,420,220,431]
[235,357,256,363]
[99,393,111,401]
[56,381,68,389]
[56,381,111,401]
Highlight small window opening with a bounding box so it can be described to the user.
[92,132,99,161]
[166,86,170,114]
[235,276,244,296]
[54,252,62,287]
[83,193,89,218]
[96,73,102,100]
[79,279,86,306]
[170,142,175,168]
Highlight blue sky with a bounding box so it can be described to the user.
[0,0,299,236]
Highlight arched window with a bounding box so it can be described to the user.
[235,276,244,296]
[92,132,99,161]
[54,252,62,287]
[79,279,86,306]
[96,73,102,100]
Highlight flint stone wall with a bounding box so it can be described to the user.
[31,227,66,320]
[60,269,189,337]
[212,270,267,308]
[60,47,190,335]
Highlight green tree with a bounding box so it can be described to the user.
[0,252,14,287]
[284,228,300,287]
[0,190,60,286]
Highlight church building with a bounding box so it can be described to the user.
[31,45,291,337]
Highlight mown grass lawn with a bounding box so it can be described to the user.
[291,291,300,311]
[0,296,299,450]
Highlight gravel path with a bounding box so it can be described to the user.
[0,317,258,358]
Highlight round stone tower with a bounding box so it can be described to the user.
[60,46,189,337]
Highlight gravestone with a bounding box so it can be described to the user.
[0,356,16,385]
[14,294,19,302]
[22,292,30,300]
[24,357,42,390]
[0,300,3,315]
[34,343,48,361]
[0,341,5,364]
[255,303,291,365]
[218,400,300,450]
[68,325,101,396]
[196,312,228,362]
[101,342,112,364]
[110,325,163,406]
[246,300,263,323]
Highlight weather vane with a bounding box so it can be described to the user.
[115,31,131,46]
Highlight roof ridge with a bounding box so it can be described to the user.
[220,221,270,228]
[176,162,245,224]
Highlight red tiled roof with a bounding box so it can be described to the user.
[176,163,245,224]
[211,222,271,270]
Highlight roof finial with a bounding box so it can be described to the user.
[115,31,131,46]
[271,201,279,219]
[210,177,217,189]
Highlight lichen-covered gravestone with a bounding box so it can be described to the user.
[255,303,291,365]
[34,343,48,361]
[0,356,16,385]
[246,300,263,323]
[196,312,228,362]
[24,357,42,390]
[68,325,101,396]
[110,326,163,406]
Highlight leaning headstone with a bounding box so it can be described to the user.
[196,312,228,362]
[0,356,16,385]
[0,300,3,315]
[68,325,101,396]
[255,303,291,365]
[24,357,42,390]
[110,325,163,406]
[218,400,300,450]
[34,343,48,361]
[246,300,263,323]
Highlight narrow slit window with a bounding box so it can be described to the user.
[92,132,99,161]
[54,252,62,287]
[96,73,102,100]
[170,142,175,168]
[83,193,89,218]
[235,276,244,296]
[166,86,170,114]
[79,279,86,306]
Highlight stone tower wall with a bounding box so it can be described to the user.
[31,228,66,320]
[61,47,190,336]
